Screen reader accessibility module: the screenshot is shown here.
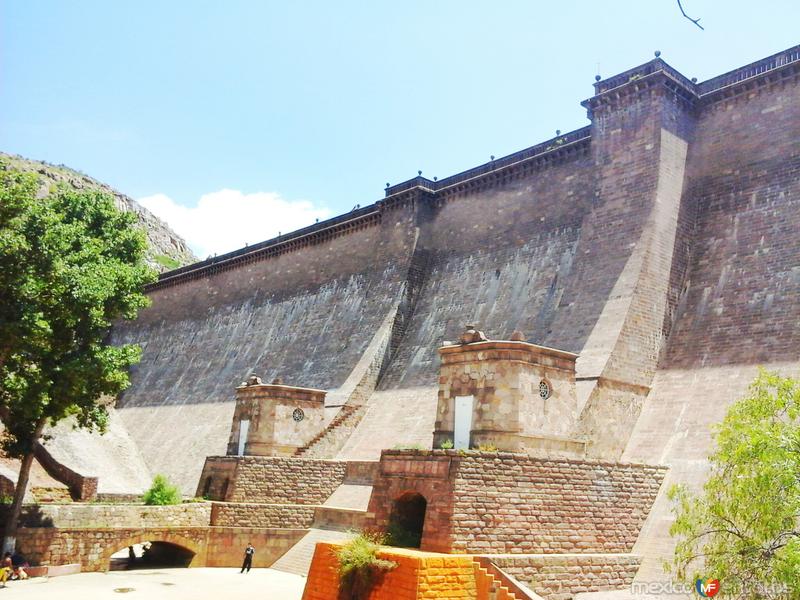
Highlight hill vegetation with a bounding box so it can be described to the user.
[0,152,195,272]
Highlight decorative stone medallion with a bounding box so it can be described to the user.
[292,408,305,422]
[538,379,551,400]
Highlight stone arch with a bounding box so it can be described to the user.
[102,530,204,569]
[387,491,428,548]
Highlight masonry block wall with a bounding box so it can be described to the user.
[197,456,347,504]
[489,554,641,600]
[367,450,666,554]
[12,503,211,529]
[210,502,316,529]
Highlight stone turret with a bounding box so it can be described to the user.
[226,376,327,457]
[433,327,584,456]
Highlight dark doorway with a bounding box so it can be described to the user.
[109,541,195,571]
[387,492,427,548]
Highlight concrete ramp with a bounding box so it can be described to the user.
[323,483,372,511]
[337,388,438,460]
[271,528,355,576]
[43,408,152,494]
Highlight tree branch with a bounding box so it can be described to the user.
[677,0,705,30]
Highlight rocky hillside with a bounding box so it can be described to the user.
[1,152,196,272]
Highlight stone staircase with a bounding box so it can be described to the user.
[294,405,366,458]
[474,560,542,600]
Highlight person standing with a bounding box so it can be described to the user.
[240,542,255,573]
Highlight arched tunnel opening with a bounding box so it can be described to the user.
[387,491,427,548]
[109,541,195,571]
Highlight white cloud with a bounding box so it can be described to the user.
[138,189,332,258]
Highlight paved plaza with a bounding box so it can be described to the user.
[1,568,306,600]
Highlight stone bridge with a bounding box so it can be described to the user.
[17,526,306,572]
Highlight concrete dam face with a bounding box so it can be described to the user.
[43,47,800,576]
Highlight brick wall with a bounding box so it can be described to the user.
[367,450,666,555]
[489,554,640,600]
[210,502,315,528]
[198,456,347,504]
[302,541,478,600]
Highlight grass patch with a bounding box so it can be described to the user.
[153,254,181,270]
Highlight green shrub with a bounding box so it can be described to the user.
[438,438,454,450]
[336,532,396,600]
[476,443,498,452]
[143,474,181,505]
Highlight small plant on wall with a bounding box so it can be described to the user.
[439,438,454,449]
[143,474,181,506]
[336,532,396,600]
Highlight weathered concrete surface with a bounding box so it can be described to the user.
[112,211,419,491]
[42,411,152,494]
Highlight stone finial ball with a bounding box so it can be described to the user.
[510,330,526,342]
[595,75,601,82]
[654,50,661,58]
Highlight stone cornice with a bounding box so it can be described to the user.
[697,44,800,100]
[439,339,578,362]
[582,61,699,118]
[385,126,592,202]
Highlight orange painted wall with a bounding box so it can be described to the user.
[301,542,478,600]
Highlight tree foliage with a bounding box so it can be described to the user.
[0,160,156,544]
[669,369,800,597]
[143,474,181,506]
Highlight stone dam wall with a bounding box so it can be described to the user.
[38,47,800,585]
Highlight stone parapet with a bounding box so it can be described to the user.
[197,456,348,504]
[210,502,315,529]
[12,502,211,529]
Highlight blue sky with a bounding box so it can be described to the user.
[2,1,798,256]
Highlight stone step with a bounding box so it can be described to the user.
[271,528,355,576]
[295,405,366,459]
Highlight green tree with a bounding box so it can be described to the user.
[0,161,156,551]
[143,474,181,506]
[669,369,800,597]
